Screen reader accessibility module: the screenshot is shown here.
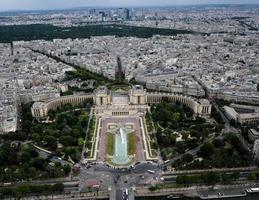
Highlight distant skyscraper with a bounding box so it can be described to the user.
[89,9,96,15]
[99,11,105,21]
[125,8,130,20]
[117,8,130,21]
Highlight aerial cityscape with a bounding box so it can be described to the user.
[0,0,259,200]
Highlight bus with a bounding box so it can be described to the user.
[147,170,155,174]
[164,160,170,164]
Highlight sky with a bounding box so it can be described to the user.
[0,0,258,11]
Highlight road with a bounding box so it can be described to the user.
[79,161,163,199]
[162,167,258,176]
[116,189,124,200]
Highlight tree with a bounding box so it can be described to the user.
[182,132,189,141]
[0,144,11,165]
[45,129,59,138]
[172,112,181,122]
[169,134,176,145]
[27,167,37,178]
[22,120,32,132]
[51,183,64,193]
[80,115,88,127]
[59,136,75,146]
[248,172,258,180]
[224,133,240,147]
[43,135,57,150]
[176,142,186,154]
[28,148,39,158]
[199,142,214,158]
[221,173,232,184]
[78,137,85,147]
[149,185,158,191]
[154,109,171,125]
[63,165,71,175]
[182,154,194,163]
[190,129,201,139]
[64,147,76,155]
[47,166,63,178]
[213,138,224,148]
[32,133,41,143]
[176,175,200,185]
[231,172,240,181]
[176,175,186,184]
[32,157,46,170]
[18,152,31,163]
[186,138,198,149]
[48,110,56,119]
[72,128,82,138]
[201,172,220,184]
[196,116,206,124]
[201,128,210,138]
[30,124,43,135]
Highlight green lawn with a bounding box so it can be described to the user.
[106,133,114,156]
[128,132,136,155]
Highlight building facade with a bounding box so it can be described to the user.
[223,104,259,125]
[31,95,93,119]
[31,85,212,119]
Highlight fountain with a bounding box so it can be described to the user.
[120,128,126,144]
[111,127,131,165]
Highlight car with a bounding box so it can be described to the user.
[139,175,145,179]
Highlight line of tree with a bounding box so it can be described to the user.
[176,172,240,185]
[0,183,64,198]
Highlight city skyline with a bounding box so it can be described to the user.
[0,1,259,199]
[1,0,259,11]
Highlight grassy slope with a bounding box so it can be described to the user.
[128,132,136,155]
[106,133,114,156]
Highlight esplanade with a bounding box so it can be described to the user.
[31,85,211,119]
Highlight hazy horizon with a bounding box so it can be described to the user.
[0,0,259,12]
